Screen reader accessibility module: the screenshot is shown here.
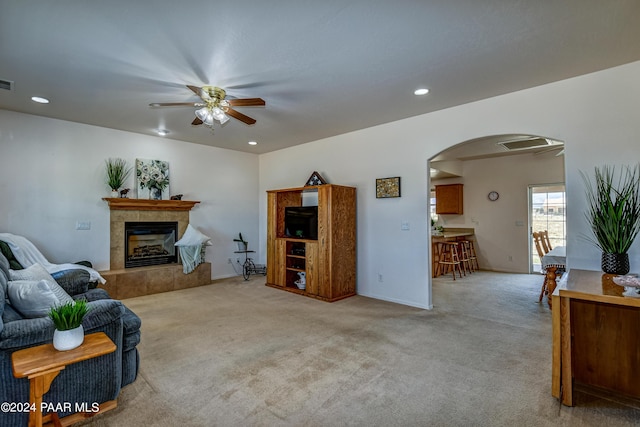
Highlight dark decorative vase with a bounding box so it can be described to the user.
[149,186,162,200]
[601,252,630,275]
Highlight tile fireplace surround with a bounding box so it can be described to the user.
[99,198,211,299]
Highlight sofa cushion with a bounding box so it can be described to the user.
[10,263,74,305]
[121,307,142,351]
[51,269,90,296]
[0,252,9,334]
[0,240,22,270]
[79,288,111,302]
[0,251,10,286]
[7,280,61,318]
[2,304,22,323]
[175,224,212,246]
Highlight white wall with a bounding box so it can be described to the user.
[0,111,259,279]
[432,152,565,273]
[2,61,638,308]
[259,61,640,309]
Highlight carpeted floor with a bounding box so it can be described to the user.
[81,271,640,426]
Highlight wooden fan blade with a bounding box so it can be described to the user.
[149,102,200,107]
[226,108,256,125]
[191,117,203,125]
[227,98,265,107]
[186,85,202,96]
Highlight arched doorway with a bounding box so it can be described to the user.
[427,134,566,304]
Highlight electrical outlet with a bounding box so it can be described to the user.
[378,273,383,282]
[227,258,233,264]
[75,221,91,230]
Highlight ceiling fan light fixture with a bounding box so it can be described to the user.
[195,107,209,121]
[154,85,264,130]
[212,107,224,119]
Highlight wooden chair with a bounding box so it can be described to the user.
[466,240,479,271]
[533,230,551,302]
[457,241,473,275]
[436,242,463,280]
[533,231,547,260]
[540,230,553,253]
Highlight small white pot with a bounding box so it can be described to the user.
[110,189,119,198]
[53,325,84,351]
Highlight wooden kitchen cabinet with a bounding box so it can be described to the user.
[435,184,463,214]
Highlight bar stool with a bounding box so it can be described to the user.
[457,241,473,275]
[437,242,463,280]
[463,240,479,271]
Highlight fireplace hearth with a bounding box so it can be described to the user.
[125,221,178,268]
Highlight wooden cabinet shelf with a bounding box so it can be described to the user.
[266,184,356,302]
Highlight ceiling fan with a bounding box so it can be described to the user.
[149,85,265,127]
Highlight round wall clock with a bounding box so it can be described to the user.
[488,191,499,201]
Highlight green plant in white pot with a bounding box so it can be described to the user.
[49,299,89,351]
[105,158,132,197]
[581,164,640,275]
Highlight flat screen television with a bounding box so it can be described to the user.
[284,206,318,239]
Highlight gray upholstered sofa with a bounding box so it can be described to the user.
[0,250,141,426]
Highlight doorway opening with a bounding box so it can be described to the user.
[427,134,566,306]
[529,184,566,273]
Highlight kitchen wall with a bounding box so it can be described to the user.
[0,111,259,279]
[432,152,565,273]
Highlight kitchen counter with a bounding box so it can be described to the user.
[431,228,475,239]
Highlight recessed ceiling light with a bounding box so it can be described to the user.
[414,88,429,96]
[31,96,49,104]
[248,141,257,145]
[155,129,169,136]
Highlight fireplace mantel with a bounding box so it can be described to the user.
[102,198,200,211]
[101,196,211,298]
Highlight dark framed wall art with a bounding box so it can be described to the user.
[376,177,401,198]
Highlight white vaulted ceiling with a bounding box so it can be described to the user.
[1,1,639,154]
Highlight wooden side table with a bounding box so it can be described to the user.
[12,332,117,427]
[552,270,640,406]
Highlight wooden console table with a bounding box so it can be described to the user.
[552,269,640,406]
[12,332,117,427]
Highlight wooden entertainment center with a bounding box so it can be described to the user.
[266,184,356,302]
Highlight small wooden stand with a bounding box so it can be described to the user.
[12,332,117,427]
[552,270,640,406]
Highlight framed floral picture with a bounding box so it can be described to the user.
[136,159,170,200]
[376,177,401,198]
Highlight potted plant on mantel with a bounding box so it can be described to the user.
[105,157,132,198]
[581,164,640,275]
[49,300,89,351]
